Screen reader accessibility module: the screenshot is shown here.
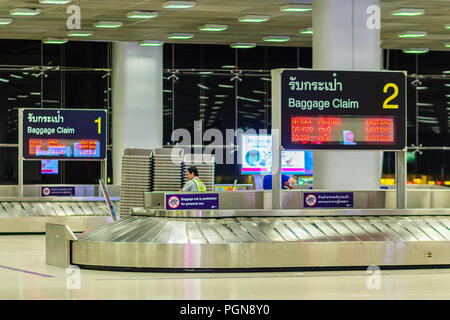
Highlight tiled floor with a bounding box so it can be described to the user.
[0,235,449,299]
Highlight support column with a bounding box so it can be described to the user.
[112,42,163,185]
[312,0,383,190]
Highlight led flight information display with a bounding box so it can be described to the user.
[279,69,406,150]
[21,108,107,160]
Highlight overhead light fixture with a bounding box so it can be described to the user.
[300,27,313,35]
[0,18,13,25]
[280,4,312,12]
[10,8,40,16]
[415,86,428,90]
[238,15,269,23]
[391,8,425,16]
[43,38,68,44]
[0,78,9,83]
[260,77,271,81]
[163,1,196,9]
[17,95,29,98]
[139,40,164,46]
[199,71,213,75]
[402,48,429,54]
[230,43,256,49]
[39,0,72,4]
[218,84,234,88]
[30,92,41,95]
[416,102,433,107]
[263,36,291,43]
[94,21,123,28]
[168,33,194,39]
[221,65,235,69]
[443,70,450,74]
[445,24,450,29]
[10,74,23,79]
[8,98,16,100]
[445,43,450,48]
[199,24,227,32]
[67,30,93,37]
[398,31,427,38]
[199,96,209,99]
[445,84,450,87]
[127,11,158,19]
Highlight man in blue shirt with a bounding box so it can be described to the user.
[262,174,296,190]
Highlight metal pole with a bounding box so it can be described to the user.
[271,69,282,210]
[18,109,23,197]
[395,150,407,209]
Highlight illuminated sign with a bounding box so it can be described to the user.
[240,135,313,175]
[41,160,59,174]
[22,108,106,160]
[280,70,406,150]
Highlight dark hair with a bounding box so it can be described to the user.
[187,166,199,176]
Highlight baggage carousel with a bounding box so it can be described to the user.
[68,208,450,271]
[0,198,115,233]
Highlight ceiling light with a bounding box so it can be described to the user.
[218,84,234,88]
[8,98,16,100]
[10,8,40,16]
[445,24,450,29]
[398,31,427,38]
[403,48,429,54]
[168,33,194,39]
[215,94,228,98]
[280,4,312,12]
[221,65,235,69]
[17,95,28,98]
[30,92,41,95]
[238,15,269,23]
[416,86,428,90]
[443,70,450,74]
[263,36,291,42]
[127,11,158,19]
[391,8,424,16]
[67,30,93,37]
[163,1,196,9]
[0,18,13,25]
[139,40,164,46]
[199,96,209,99]
[230,43,256,49]
[445,43,450,48]
[39,0,72,3]
[0,78,9,83]
[416,102,433,107]
[95,21,123,28]
[199,24,227,32]
[445,84,450,87]
[199,71,213,75]
[214,101,224,104]
[10,74,22,79]
[260,77,271,81]
[43,38,68,44]
[300,27,313,35]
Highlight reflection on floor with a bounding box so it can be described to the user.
[0,235,449,300]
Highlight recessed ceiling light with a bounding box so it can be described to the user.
[402,48,429,54]
[95,21,123,28]
[43,38,68,44]
[280,4,312,12]
[398,31,427,38]
[218,84,234,88]
[10,8,40,16]
[391,8,425,16]
[230,43,256,49]
[238,15,269,23]
[30,92,41,95]
[127,11,158,19]
[199,24,227,32]
[139,40,164,46]
[300,27,313,35]
[39,0,72,4]
[263,36,291,43]
[168,33,194,39]
[0,18,13,25]
[163,1,196,9]
[67,30,93,37]
[221,65,235,69]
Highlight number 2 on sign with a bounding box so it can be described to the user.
[95,117,101,134]
[383,83,398,109]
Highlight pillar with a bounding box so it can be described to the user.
[112,42,163,184]
[312,0,383,190]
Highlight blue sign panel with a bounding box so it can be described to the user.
[165,193,219,210]
[304,192,353,208]
[22,108,107,160]
[41,186,76,197]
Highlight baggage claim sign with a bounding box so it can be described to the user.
[21,108,107,160]
[280,70,406,150]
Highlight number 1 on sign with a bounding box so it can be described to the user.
[95,117,101,134]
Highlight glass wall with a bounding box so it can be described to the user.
[0,40,111,185]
